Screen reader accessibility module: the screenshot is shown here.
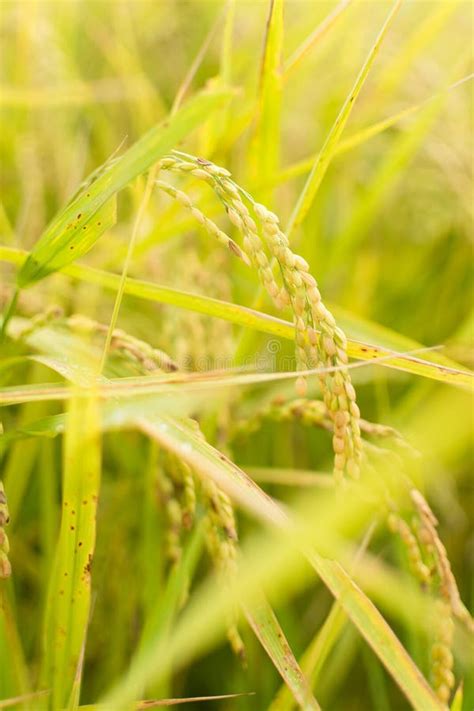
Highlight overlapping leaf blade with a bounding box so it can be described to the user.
[17,88,232,287]
[2,249,473,388]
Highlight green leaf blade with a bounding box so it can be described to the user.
[1,247,473,388]
[287,0,402,235]
[245,595,321,711]
[135,415,444,711]
[41,393,101,710]
[17,197,117,287]
[17,88,232,288]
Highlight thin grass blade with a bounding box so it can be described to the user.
[135,416,443,711]
[269,525,375,711]
[0,691,48,709]
[267,73,473,189]
[0,405,450,710]
[286,0,402,236]
[74,694,253,710]
[244,594,321,710]
[331,89,455,266]
[284,0,352,78]
[450,683,463,711]
[1,263,473,388]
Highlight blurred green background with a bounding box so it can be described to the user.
[0,1,473,709]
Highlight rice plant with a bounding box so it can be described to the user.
[0,1,473,710]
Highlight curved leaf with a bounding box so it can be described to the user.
[286,0,402,235]
[17,88,233,287]
[136,415,443,711]
[1,247,472,388]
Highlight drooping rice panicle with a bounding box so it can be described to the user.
[155,427,244,659]
[386,485,474,704]
[200,474,245,661]
[411,489,474,633]
[430,599,455,705]
[155,179,251,266]
[159,154,286,308]
[68,314,178,373]
[387,512,431,586]
[249,199,362,482]
[109,330,178,373]
[156,457,184,566]
[157,152,362,482]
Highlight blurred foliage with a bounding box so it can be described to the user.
[0,1,473,710]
